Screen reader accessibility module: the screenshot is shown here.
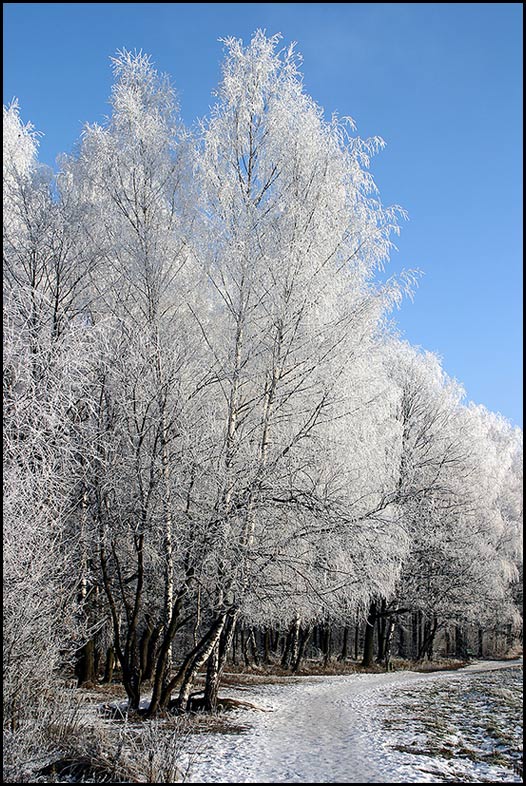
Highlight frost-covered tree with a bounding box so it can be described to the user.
[383,342,522,660]
[63,49,207,708]
[160,31,419,708]
[3,104,99,728]
[3,33,522,739]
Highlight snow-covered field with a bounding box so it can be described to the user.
[180,660,523,783]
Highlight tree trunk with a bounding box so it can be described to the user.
[176,615,227,712]
[361,601,377,668]
[281,627,293,669]
[376,599,387,663]
[444,626,451,657]
[192,586,201,648]
[142,624,162,682]
[248,627,260,666]
[398,621,407,658]
[204,609,238,711]
[426,617,438,660]
[145,586,189,716]
[122,664,142,711]
[99,533,145,711]
[76,639,96,686]
[478,626,484,658]
[292,626,311,673]
[411,611,421,659]
[263,628,271,664]
[376,624,385,662]
[156,353,174,671]
[417,618,429,660]
[102,646,115,684]
[286,617,301,670]
[140,620,153,677]
[149,614,229,716]
[232,623,239,666]
[383,618,395,671]
[323,624,332,667]
[339,626,349,661]
[455,625,467,659]
[241,627,251,667]
[417,611,423,657]
[204,644,220,712]
[418,617,438,660]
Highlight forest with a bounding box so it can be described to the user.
[3,31,523,783]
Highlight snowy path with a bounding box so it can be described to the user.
[182,659,522,783]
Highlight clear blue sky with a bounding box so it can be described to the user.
[3,3,523,426]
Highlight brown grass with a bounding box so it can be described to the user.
[391,657,470,672]
[222,656,464,683]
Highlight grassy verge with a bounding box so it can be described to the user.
[382,665,523,783]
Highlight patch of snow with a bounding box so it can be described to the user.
[179,660,522,783]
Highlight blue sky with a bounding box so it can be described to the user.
[3,3,523,426]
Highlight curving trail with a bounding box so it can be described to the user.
[183,660,522,784]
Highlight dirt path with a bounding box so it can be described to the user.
[182,660,522,783]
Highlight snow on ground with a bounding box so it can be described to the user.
[180,660,523,784]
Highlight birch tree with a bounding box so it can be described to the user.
[170,31,413,708]
[64,49,207,708]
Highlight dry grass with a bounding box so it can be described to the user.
[222,658,367,683]
[296,659,367,676]
[391,657,470,672]
[221,670,302,687]
[223,656,472,683]
[39,719,194,783]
